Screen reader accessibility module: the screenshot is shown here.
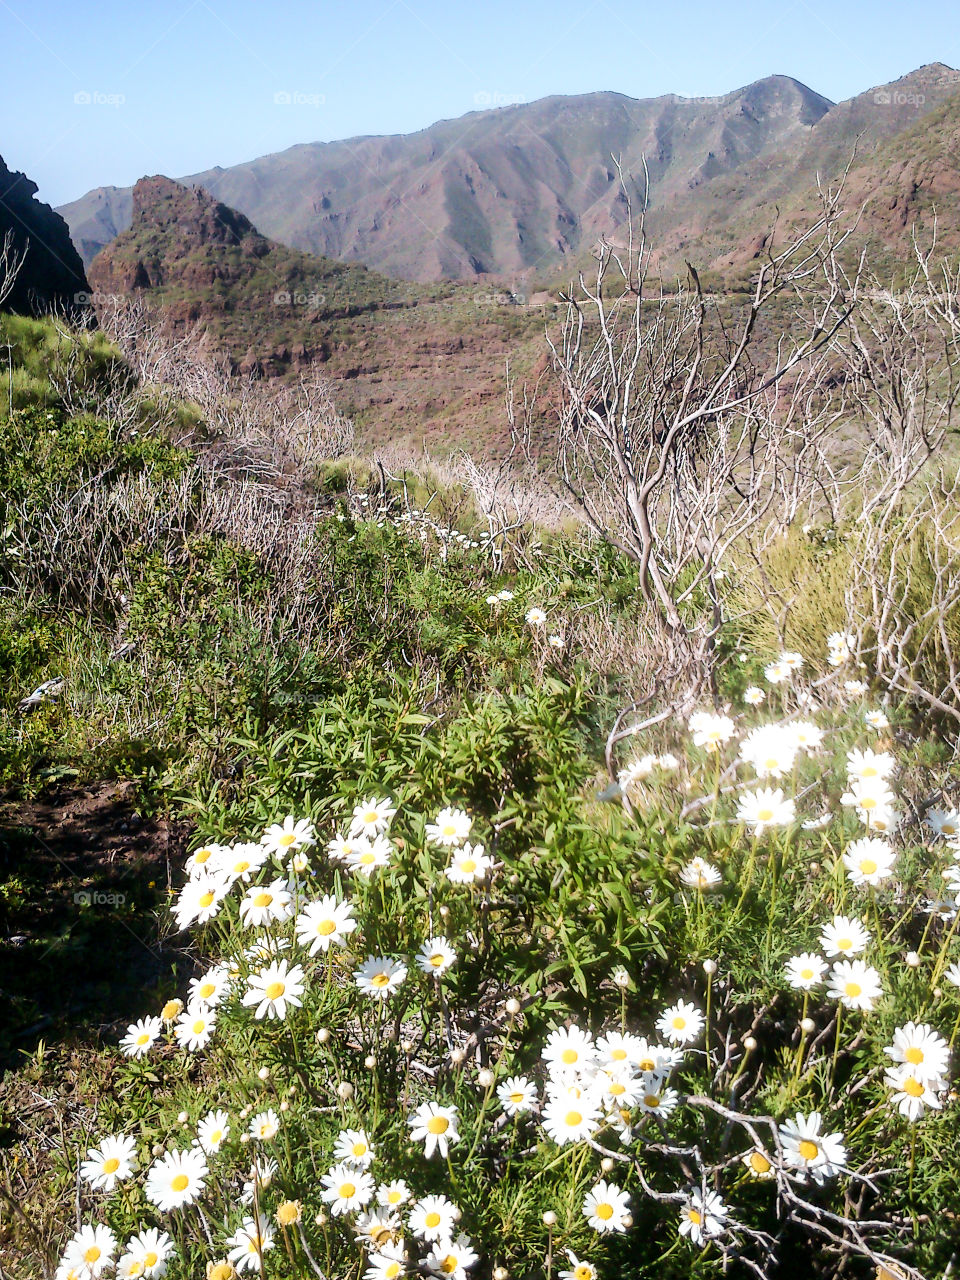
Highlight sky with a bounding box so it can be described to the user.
[2,0,956,207]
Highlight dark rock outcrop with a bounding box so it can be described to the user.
[0,153,90,316]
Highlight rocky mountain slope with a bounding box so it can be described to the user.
[88,176,547,451]
[57,66,960,285]
[60,75,835,280]
[0,153,89,315]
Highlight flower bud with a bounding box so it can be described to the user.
[450,1048,465,1065]
[337,1081,354,1100]
[316,1028,330,1044]
[542,1210,557,1227]
[365,1055,376,1069]
[152,1143,163,1157]
[505,997,521,1016]
[279,1100,289,1113]
[177,1111,189,1124]
[401,1039,413,1052]
[493,1269,509,1280]
[800,1017,815,1034]
[702,959,717,976]
[258,1066,271,1081]
[315,1211,327,1226]
[478,1068,495,1088]
[905,951,921,968]
[743,1036,757,1052]
[601,1157,614,1172]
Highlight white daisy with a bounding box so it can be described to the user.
[248,1109,280,1141]
[884,1063,945,1121]
[227,1214,275,1274]
[656,1000,704,1045]
[826,959,883,1012]
[261,816,316,861]
[116,1228,172,1279]
[345,834,393,877]
[119,1016,162,1058]
[355,956,407,1000]
[409,1194,459,1241]
[425,807,473,846]
[445,843,493,884]
[820,915,870,958]
[80,1134,138,1193]
[295,895,357,955]
[497,1075,538,1115]
[348,796,396,838]
[320,1162,375,1215]
[779,1111,846,1183]
[582,1180,631,1233]
[174,1005,217,1052]
[408,1101,460,1158]
[144,1147,208,1211]
[417,936,457,976]
[61,1225,118,1279]
[187,964,230,1009]
[334,1128,375,1168]
[238,878,293,928]
[883,1022,950,1083]
[736,787,795,835]
[424,1234,478,1279]
[678,1189,726,1245]
[842,838,896,888]
[196,1109,230,1154]
[241,959,306,1020]
[784,953,827,991]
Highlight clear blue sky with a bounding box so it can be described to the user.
[2,0,956,207]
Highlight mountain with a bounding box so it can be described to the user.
[88,175,548,451]
[0,153,89,315]
[633,62,960,281]
[60,75,835,280]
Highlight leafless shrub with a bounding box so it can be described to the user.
[0,228,29,310]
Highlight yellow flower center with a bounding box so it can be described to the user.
[862,765,878,777]
[905,1046,924,1064]
[371,973,391,988]
[461,859,477,874]
[610,1047,627,1060]
[144,1252,159,1268]
[234,860,250,873]
[316,919,337,935]
[860,860,877,876]
[861,796,878,810]
[801,968,814,980]
[340,1182,356,1199]
[837,938,852,951]
[561,1048,578,1064]
[385,1265,401,1279]
[565,1110,583,1126]
[199,982,216,998]
[427,1116,449,1134]
[359,852,375,865]
[253,892,272,908]
[198,891,215,908]
[278,833,297,847]
[171,1174,190,1192]
[797,1139,819,1161]
[352,1142,367,1157]
[137,1033,150,1045]
[102,1156,120,1174]
[644,1094,660,1108]
[84,1247,101,1264]
[672,1016,686,1030]
[128,1262,144,1277]
[749,1152,771,1174]
[844,981,862,998]
[192,1018,206,1034]
[575,1267,593,1280]
[425,1212,442,1228]
[210,1129,223,1144]
[639,1056,656,1071]
[609,1082,625,1096]
[265,981,285,1000]
[430,953,445,967]
[440,1257,458,1275]
[509,1091,524,1104]
[756,808,774,822]
[277,1201,301,1225]
[903,1077,925,1097]
[387,1190,402,1204]
[596,1203,614,1221]
[442,825,458,837]
[195,849,212,863]
[688,1209,702,1225]
[364,811,378,824]
[161,1000,182,1021]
